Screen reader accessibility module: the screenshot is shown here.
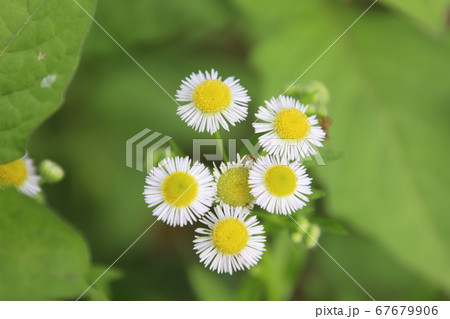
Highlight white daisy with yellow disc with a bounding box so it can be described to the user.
[144,156,216,227]
[0,155,41,197]
[253,95,326,160]
[194,204,265,275]
[248,155,312,215]
[176,69,250,134]
[213,155,255,208]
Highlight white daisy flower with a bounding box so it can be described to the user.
[248,155,312,215]
[176,69,250,134]
[0,154,41,197]
[253,95,326,160]
[213,155,255,208]
[194,204,265,275]
[143,156,216,227]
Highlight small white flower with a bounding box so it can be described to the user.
[143,156,216,227]
[0,155,41,197]
[253,95,326,160]
[194,204,265,275]
[176,69,250,134]
[213,155,255,208]
[248,155,312,215]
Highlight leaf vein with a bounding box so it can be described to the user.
[0,0,48,58]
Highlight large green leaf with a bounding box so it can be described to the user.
[305,232,444,300]
[0,189,90,300]
[380,0,450,35]
[233,0,450,291]
[0,0,96,163]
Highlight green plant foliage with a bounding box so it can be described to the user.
[17,0,449,301]
[380,0,450,35]
[0,189,90,300]
[252,230,307,300]
[187,264,235,301]
[234,0,450,291]
[85,0,231,56]
[188,230,307,301]
[309,187,326,201]
[85,264,122,301]
[310,217,348,236]
[0,0,96,163]
[304,232,445,300]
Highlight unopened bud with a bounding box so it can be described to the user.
[291,231,304,243]
[304,224,321,249]
[296,216,310,230]
[298,81,329,107]
[39,160,65,184]
[285,81,330,117]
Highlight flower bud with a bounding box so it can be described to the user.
[285,81,330,117]
[304,224,321,249]
[299,81,329,106]
[291,231,304,243]
[39,160,65,184]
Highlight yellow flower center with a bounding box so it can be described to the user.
[193,79,232,113]
[0,159,28,187]
[217,167,254,207]
[213,218,249,255]
[274,107,311,140]
[264,165,297,197]
[162,172,198,207]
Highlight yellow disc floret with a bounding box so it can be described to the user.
[162,172,198,207]
[264,165,297,197]
[213,218,249,255]
[274,107,311,140]
[217,167,254,207]
[193,79,232,113]
[0,159,28,187]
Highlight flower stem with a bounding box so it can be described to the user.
[215,130,228,162]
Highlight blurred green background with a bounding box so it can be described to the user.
[15,0,450,300]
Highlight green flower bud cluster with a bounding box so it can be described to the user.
[291,216,321,249]
[285,81,330,117]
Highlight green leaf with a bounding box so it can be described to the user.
[235,275,265,300]
[380,0,450,35]
[253,230,307,300]
[309,187,326,201]
[234,0,450,291]
[187,263,235,300]
[309,217,348,235]
[305,232,445,300]
[257,211,296,231]
[0,189,90,300]
[0,0,96,163]
[256,209,315,233]
[85,264,122,301]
